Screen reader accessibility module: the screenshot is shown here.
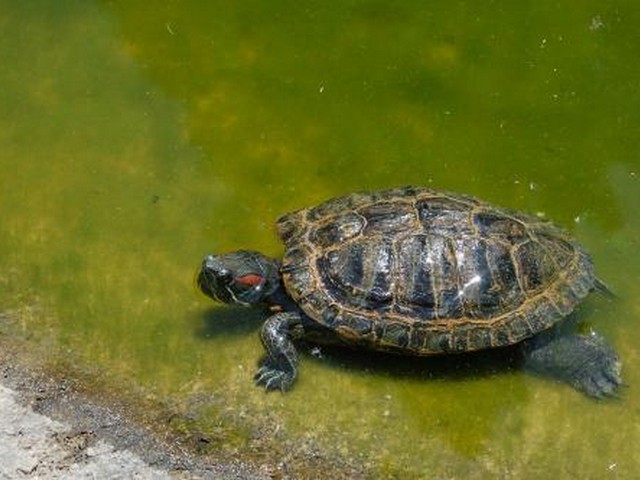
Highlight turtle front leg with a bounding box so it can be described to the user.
[255,311,303,392]
[523,331,623,398]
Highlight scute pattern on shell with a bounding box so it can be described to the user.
[277,187,596,355]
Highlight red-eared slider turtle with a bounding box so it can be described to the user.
[197,187,622,398]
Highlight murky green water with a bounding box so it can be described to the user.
[1,0,639,477]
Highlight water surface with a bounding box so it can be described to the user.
[1,1,639,477]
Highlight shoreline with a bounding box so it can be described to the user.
[0,344,269,480]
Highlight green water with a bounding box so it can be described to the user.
[1,0,639,477]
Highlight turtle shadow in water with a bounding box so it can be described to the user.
[298,341,524,384]
[194,306,264,340]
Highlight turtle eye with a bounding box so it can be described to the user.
[217,268,233,283]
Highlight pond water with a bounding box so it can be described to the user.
[1,1,639,478]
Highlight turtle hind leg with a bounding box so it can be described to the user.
[255,311,303,392]
[522,331,623,398]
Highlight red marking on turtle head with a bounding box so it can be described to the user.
[235,274,264,287]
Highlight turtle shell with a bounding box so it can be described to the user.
[276,186,596,355]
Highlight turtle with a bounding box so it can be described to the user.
[197,186,622,398]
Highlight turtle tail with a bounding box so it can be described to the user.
[594,277,617,299]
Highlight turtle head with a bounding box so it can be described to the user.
[197,250,280,306]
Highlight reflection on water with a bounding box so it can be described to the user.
[1,0,639,477]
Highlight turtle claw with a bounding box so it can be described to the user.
[254,364,294,392]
